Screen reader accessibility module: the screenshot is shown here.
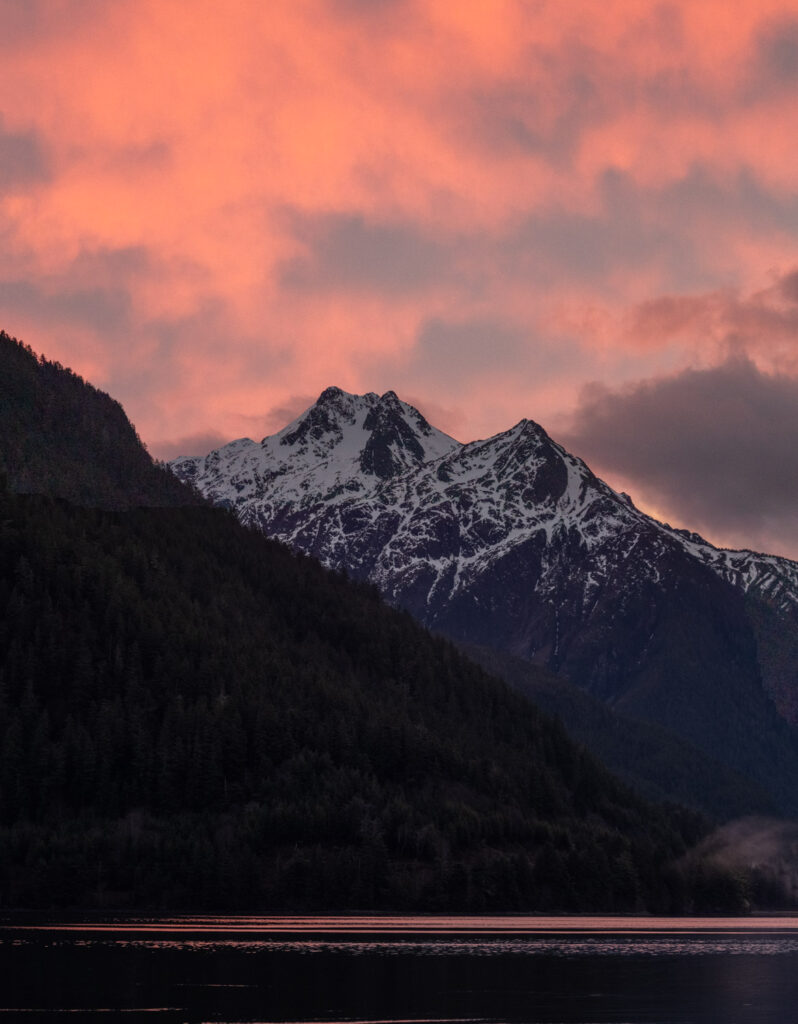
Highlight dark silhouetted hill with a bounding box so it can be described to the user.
[0,332,758,913]
[0,330,199,509]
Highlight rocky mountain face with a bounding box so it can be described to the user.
[172,386,457,511]
[171,387,798,815]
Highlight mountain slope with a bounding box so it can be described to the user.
[0,485,718,912]
[460,642,777,821]
[0,330,199,509]
[172,388,798,817]
[172,386,458,514]
[1,332,744,912]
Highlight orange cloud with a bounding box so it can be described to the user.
[1,0,798,524]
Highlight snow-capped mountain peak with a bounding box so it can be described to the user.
[277,386,377,452]
[170,387,798,733]
[171,386,460,515]
[168,385,798,818]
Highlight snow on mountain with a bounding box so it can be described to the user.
[172,386,458,514]
[170,386,798,763]
[660,525,798,613]
[172,387,798,618]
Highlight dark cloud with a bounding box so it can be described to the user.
[751,15,798,93]
[411,316,533,385]
[69,245,155,279]
[391,315,584,398]
[0,278,131,334]
[503,168,698,287]
[261,394,317,434]
[628,292,719,342]
[455,10,719,167]
[0,0,110,48]
[778,269,798,305]
[561,357,798,557]
[0,246,164,339]
[462,69,606,165]
[150,431,231,461]
[657,165,798,235]
[0,115,51,189]
[501,167,798,290]
[277,166,798,306]
[0,0,54,47]
[149,395,323,459]
[279,211,455,294]
[330,0,407,15]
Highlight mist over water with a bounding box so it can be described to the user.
[2,916,798,1023]
[689,817,798,902]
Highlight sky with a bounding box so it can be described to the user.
[2,0,798,558]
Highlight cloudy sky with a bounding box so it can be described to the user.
[2,0,798,557]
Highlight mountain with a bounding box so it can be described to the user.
[4,485,723,912]
[460,642,778,822]
[0,330,199,509]
[2,332,750,913]
[172,386,458,517]
[171,387,798,817]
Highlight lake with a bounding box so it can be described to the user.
[1,915,798,1023]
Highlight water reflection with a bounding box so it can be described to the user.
[177,913,798,931]
[12,917,798,933]
[12,913,798,932]
[2,917,798,1023]
[8,914,798,957]
[13,934,798,958]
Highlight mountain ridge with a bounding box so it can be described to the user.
[0,330,201,510]
[172,385,798,617]
[3,338,744,912]
[171,386,798,816]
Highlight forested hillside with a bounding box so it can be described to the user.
[0,330,776,913]
[0,484,739,912]
[0,331,197,508]
[461,643,777,821]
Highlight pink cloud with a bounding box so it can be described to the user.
[2,0,798,555]
[625,270,798,373]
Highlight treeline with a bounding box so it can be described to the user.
[0,484,755,912]
[0,330,198,509]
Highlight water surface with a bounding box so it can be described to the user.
[2,915,797,1023]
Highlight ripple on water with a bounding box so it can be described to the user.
[14,934,798,958]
